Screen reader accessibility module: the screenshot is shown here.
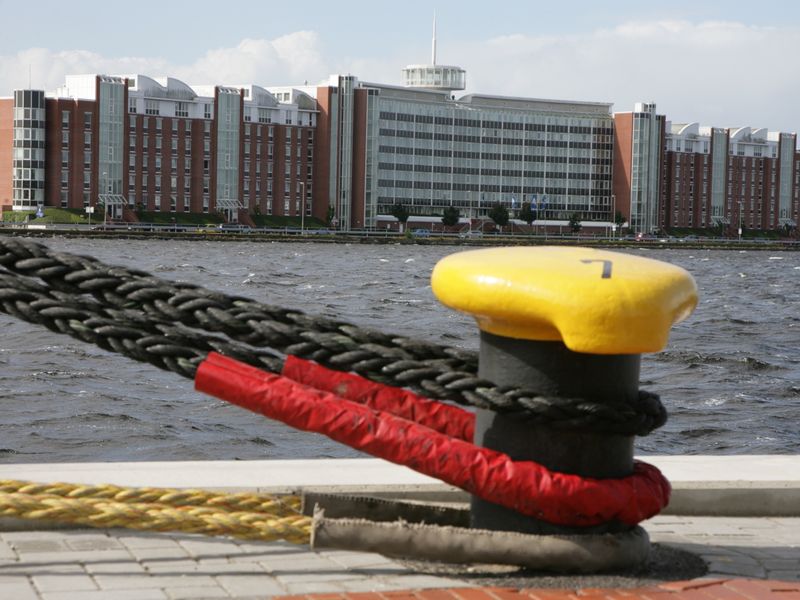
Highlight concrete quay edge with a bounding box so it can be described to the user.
[1,455,798,519]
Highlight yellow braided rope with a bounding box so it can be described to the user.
[0,480,312,544]
[0,480,301,515]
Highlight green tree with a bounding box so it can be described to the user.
[614,211,625,228]
[569,212,582,233]
[487,203,509,232]
[441,205,460,228]
[518,202,536,226]
[326,205,335,226]
[390,203,410,232]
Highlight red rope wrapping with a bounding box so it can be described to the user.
[195,352,670,527]
[282,355,475,441]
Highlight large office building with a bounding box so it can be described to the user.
[0,74,317,223]
[661,122,799,233]
[313,74,616,230]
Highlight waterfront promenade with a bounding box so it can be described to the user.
[0,457,797,599]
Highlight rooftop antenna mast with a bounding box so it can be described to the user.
[402,11,466,93]
[432,11,437,65]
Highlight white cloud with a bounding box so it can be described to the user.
[1,21,798,133]
[0,31,330,94]
[453,20,800,131]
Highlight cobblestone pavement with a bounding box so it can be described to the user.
[0,517,797,599]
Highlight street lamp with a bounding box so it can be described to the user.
[102,171,108,228]
[299,181,306,234]
[738,200,743,241]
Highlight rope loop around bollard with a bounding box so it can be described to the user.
[0,237,666,436]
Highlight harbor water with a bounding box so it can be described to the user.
[1,238,799,463]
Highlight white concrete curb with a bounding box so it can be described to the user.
[1,455,798,517]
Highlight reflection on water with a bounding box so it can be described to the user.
[1,238,799,462]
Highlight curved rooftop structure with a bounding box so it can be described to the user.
[402,64,466,92]
[130,75,197,100]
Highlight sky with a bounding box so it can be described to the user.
[2,0,800,132]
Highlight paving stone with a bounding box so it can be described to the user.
[216,573,288,596]
[140,559,203,573]
[163,584,231,599]
[762,559,800,570]
[0,580,40,600]
[84,559,147,575]
[0,563,85,576]
[235,540,307,554]
[12,540,70,553]
[177,538,245,559]
[380,574,470,590]
[92,573,216,590]
[0,539,17,560]
[703,554,762,566]
[31,572,99,593]
[282,580,347,594]
[41,590,168,600]
[336,578,398,593]
[259,555,347,573]
[64,536,124,552]
[2,531,71,542]
[127,545,191,562]
[766,570,800,581]
[190,561,266,574]
[275,571,369,584]
[706,562,767,578]
[14,549,134,564]
[116,533,187,550]
[328,553,404,569]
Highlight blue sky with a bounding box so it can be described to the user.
[2,0,800,133]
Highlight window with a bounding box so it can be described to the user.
[204,103,212,119]
[84,112,92,129]
[61,150,69,166]
[128,98,137,114]
[176,102,188,118]
[62,111,70,128]
[145,100,159,116]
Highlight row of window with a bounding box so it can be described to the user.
[379,112,612,134]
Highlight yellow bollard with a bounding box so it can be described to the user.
[432,246,698,535]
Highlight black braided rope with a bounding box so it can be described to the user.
[0,272,284,378]
[0,237,666,435]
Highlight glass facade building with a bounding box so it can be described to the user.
[12,89,46,209]
[363,84,614,226]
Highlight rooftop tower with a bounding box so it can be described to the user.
[402,13,466,93]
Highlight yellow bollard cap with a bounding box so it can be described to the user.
[431,246,698,355]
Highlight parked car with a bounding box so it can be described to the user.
[412,228,431,238]
[217,224,251,233]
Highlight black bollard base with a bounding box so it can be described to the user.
[471,333,641,535]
